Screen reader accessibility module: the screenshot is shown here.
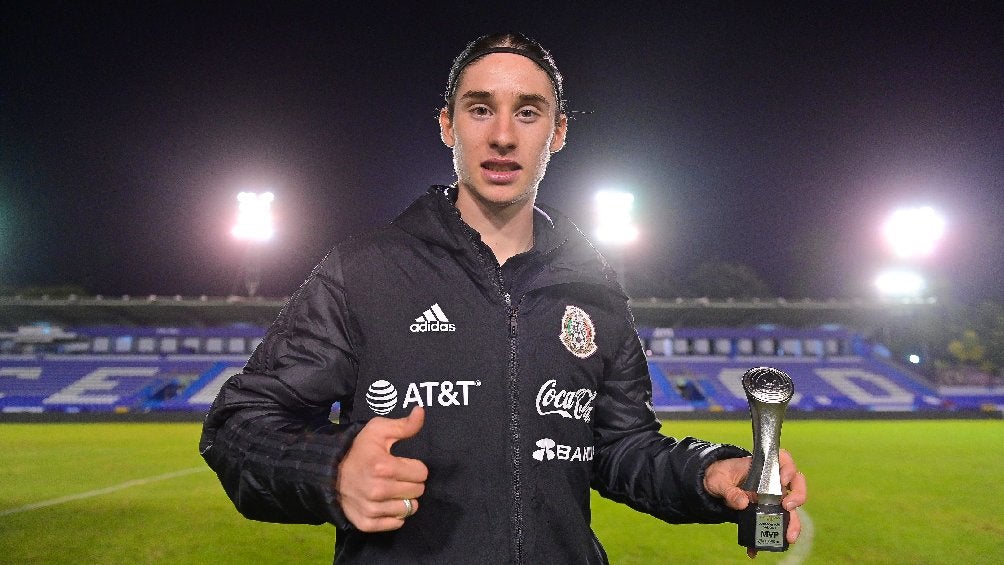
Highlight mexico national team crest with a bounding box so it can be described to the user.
[560,305,598,359]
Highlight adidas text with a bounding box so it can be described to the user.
[410,320,456,333]
[410,303,456,333]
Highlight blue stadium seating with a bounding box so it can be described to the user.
[0,356,244,413]
[647,357,944,412]
[0,324,998,414]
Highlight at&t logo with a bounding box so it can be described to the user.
[366,380,399,415]
[365,379,481,415]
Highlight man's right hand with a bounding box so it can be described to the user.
[335,406,428,532]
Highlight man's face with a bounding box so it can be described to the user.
[439,53,567,210]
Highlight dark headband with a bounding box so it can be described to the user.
[446,46,564,111]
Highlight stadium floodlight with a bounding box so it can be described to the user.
[594,190,639,244]
[882,206,945,259]
[231,192,275,242]
[594,190,638,293]
[231,191,274,297]
[875,268,926,299]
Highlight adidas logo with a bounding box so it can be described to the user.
[409,303,456,333]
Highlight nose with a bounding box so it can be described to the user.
[489,115,516,154]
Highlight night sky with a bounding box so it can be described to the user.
[3,2,1002,302]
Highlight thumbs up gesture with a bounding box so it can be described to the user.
[335,406,429,532]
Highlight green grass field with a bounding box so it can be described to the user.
[2,420,1001,564]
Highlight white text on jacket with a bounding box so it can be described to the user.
[535,379,596,422]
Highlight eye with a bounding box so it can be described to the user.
[469,105,491,118]
[516,107,542,122]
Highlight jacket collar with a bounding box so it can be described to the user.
[392,186,625,298]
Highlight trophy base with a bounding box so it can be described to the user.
[738,503,790,552]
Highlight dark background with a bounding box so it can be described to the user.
[3,2,1001,301]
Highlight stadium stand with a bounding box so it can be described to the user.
[0,354,250,413]
[1,297,1000,415]
[0,325,259,413]
[639,327,947,412]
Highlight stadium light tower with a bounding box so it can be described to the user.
[875,268,926,300]
[882,206,945,259]
[232,192,275,242]
[874,205,946,300]
[594,190,639,292]
[232,191,275,297]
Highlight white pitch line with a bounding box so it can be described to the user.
[0,466,211,517]
[4,468,816,563]
[779,508,815,565]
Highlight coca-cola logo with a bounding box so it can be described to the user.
[535,379,596,423]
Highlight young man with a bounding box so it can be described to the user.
[201,32,807,563]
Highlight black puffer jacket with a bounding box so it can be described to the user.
[200,186,749,564]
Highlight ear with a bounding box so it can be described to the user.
[438,107,455,148]
[549,114,568,153]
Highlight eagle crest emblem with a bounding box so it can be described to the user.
[560,305,598,359]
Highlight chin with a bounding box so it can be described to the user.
[484,186,537,208]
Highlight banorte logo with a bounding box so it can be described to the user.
[531,438,594,462]
[533,438,557,460]
[365,379,482,415]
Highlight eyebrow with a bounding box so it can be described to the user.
[458,90,552,109]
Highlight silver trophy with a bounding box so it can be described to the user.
[737,367,794,552]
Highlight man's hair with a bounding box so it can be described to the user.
[444,32,565,124]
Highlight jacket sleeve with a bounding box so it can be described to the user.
[590,314,751,524]
[199,249,364,528]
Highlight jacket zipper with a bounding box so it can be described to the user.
[455,208,528,563]
[439,191,615,562]
[493,259,523,563]
[507,300,522,564]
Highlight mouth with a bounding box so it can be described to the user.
[481,159,522,172]
[480,159,522,185]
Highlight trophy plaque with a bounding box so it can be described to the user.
[737,366,794,552]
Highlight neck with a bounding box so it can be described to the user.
[454,185,535,265]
